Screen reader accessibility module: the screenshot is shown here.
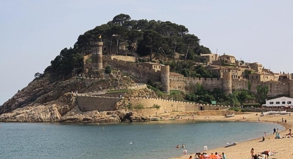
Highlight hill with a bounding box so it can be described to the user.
[0,14,286,122]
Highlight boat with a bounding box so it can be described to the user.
[225,142,237,148]
[225,114,234,118]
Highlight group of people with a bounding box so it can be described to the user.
[189,152,226,159]
[273,127,292,139]
[251,148,276,159]
[176,144,185,149]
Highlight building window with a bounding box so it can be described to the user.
[276,101,280,104]
[288,101,292,104]
[269,102,274,104]
[282,101,286,104]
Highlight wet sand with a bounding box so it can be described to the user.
[170,112,293,159]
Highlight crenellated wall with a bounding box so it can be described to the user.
[110,55,136,62]
[76,94,229,113]
[170,75,223,93]
[104,56,161,82]
[101,55,293,98]
[127,97,228,113]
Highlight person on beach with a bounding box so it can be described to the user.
[275,132,281,139]
[222,152,226,159]
[215,152,221,159]
[183,149,187,155]
[285,128,292,137]
[199,153,204,159]
[261,150,270,159]
[251,148,255,158]
[188,155,192,159]
[182,144,185,148]
[273,128,276,134]
[203,153,209,159]
[209,153,217,159]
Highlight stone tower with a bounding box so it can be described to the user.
[222,71,232,94]
[289,80,293,98]
[91,40,103,70]
[161,65,170,94]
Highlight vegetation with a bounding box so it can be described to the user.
[105,66,112,74]
[169,90,185,101]
[40,13,269,105]
[185,83,257,106]
[106,89,128,94]
[126,103,133,110]
[256,85,269,104]
[152,104,161,109]
[43,13,211,79]
[166,61,218,78]
[134,104,144,109]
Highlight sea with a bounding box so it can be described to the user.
[0,121,284,159]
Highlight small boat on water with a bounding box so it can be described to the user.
[225,142,237,148]
[225,114,234,118]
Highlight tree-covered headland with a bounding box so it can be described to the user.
[43,13,268,107]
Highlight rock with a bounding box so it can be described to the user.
[150,117,160,121]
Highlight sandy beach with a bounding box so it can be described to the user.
[170,112,293,159]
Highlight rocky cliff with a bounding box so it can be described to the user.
[0,73,140,122]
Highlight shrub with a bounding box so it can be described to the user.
[152,104,161,109]
[229,107,241,112]
[134,104,144,109]
[126,103,133,110]
[105,66,112,74]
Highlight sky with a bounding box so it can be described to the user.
[1,0,293,105]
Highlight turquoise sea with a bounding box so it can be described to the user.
[0,121,284,159]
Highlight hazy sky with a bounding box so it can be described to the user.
[1,0,293,105]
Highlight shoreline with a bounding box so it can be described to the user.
[170,112,292,159]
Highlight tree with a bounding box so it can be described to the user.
[34,72,42,79]
[112,14,131,26]
[256,85,269,104]
[183,34,200,60]
[135,19,149,31]
[137,30,163,61]
[194,45,211,55]
[156,21,177,37]
[127,30,143,53]
[177,24,189,37]
[105,66,112,74]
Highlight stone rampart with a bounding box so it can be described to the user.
[110,55,136,62]
[77,96,121,111]
[127,97,228,113]
[170,75,223,93]
[128,84,147,90]
[104,57,160,82]
[170,74,290,97]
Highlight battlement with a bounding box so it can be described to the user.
[128,97,229,107]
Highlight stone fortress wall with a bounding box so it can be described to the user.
[79,41,293,113]
[103,56,161,82]
[110,55,136,62]
[101,55,293,98]
[76,94,229,112]
[168,69,293,98]
[77,95,121,111]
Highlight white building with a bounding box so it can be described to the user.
[264,96,293,107]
